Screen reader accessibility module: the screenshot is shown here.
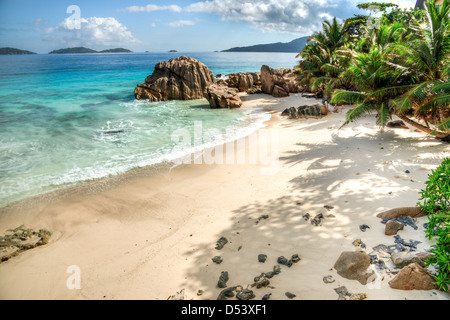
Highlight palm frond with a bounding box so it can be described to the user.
[331,89,367,105]
[377,102,392,128]
[341,102,378,128]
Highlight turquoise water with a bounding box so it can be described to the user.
[0,52,299,207]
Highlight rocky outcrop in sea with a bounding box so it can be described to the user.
[134,56,216,102]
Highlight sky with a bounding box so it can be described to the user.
[0,0,417,53]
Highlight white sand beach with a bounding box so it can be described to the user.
[0,93,449,300]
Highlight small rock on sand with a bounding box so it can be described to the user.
[212,256,223,264]
[215,237,228,250]
[384,220,404,236]
[389,263,436,290]
[217,271,229,288]
[359,225,370,232]
[236,289,255,300]
[334,251,375,285]
[334,286,367,300]
[311,213,324,226]
[285,292,296,299]
[323,275,335,284]
[262,293,272,300]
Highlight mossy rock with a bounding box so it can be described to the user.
[0,226,52,263]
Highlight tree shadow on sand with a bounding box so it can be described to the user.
[180,117,449,300]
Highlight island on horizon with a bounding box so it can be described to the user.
[0,47,37,55]
[222,36,309,53]
[49,47,132,54]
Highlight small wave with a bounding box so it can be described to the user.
[0,106,271,207]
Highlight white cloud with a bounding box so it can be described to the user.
[186,0,359,35]
[46,17,138,47]
[168,20,196,27]
[123,4,182,13]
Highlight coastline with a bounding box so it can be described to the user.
[1,92,449,300]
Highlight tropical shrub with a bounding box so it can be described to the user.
[418,158,450,291]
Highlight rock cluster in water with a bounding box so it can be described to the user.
[135,56,216,102]
[135,56,305,110]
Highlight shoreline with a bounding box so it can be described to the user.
[1,93,449,300]
[0,97,270,210]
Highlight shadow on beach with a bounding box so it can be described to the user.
[180,113,449,300]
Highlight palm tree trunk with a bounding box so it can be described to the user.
[395,113,449,139]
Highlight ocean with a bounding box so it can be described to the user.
[0,52,299,207]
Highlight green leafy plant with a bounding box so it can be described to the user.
[418,158,450,291]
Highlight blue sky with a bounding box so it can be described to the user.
[0,0,417,53]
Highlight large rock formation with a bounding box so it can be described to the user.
[225,72,261,93]
[281,103,328,119]
[135,56,216,101]
[204,84,243,109]
[261,65,301,98]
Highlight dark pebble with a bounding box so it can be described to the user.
[215,237,228,250]
[217,271,229,288]
[212,256,223,264]
[262,293,272,300]
[236,289,255,300]
[258,254,267,263]
[360,225,370,232]
[285,292,296,299]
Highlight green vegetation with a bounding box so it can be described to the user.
[295,0,449,140]
[419,158,450,292]
[49,47,98,54]
[99,48,132,53]
[49,47,132,54]
[0,47,37,55]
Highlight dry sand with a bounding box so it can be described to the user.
[0,93,449,300]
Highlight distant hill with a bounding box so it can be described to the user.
[0,47,37,55]
[49,47,132,54]
[222,37,309,53]
[49,47,98,54]
[99,48,132,53]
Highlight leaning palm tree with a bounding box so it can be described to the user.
[330,21,411,128]
[391,0,450,138]
[332,0,449,139]
[331,45,408,128]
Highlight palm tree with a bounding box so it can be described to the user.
[330,22,410,128]
[295,17,350,96]
[295,42,328,91]
[331,45,408,128]
[332,0,449,139]
[392,0,449,138]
